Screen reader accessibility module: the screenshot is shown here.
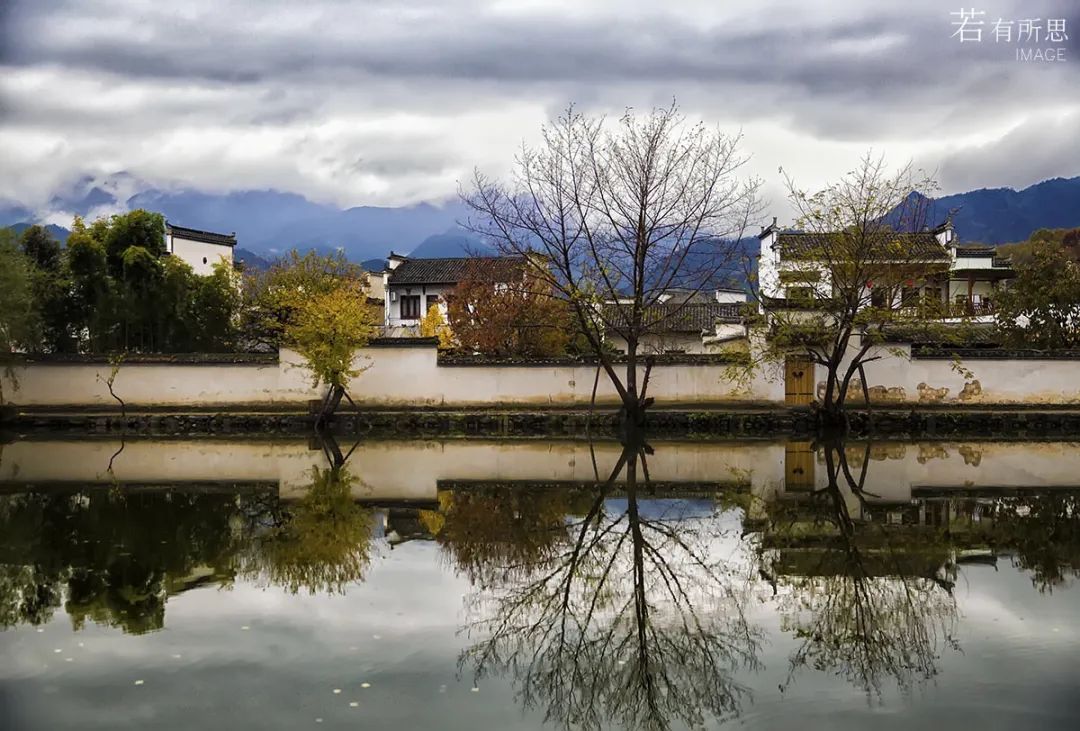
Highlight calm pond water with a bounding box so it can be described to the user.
[1,436,1079,729]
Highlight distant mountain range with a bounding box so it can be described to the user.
[923,177,1080,244]
[3,172,1078,265]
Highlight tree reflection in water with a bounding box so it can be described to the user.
[246,463,375,595]
[0,488,273,633]
[0,435,376,629]
[758,439,960,699]
[448,438,762,731]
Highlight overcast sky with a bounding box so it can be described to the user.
[1,0,1077,211]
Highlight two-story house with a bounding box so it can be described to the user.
[757,219,1013,320]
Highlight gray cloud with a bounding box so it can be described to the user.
[1,0,1077,208]
[936,110,1080,193]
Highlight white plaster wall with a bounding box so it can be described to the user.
[5,345,779,408]
[5,361,292,407]
[819,341,1080,405]
[170,236,233,276]
[947,279,999,303]
[364,270,386,302]
[336,347,779,406]
[758,231,780,298]
[8,343,1080,409]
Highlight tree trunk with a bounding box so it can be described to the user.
[315,384,346,429]
[816,366,850,434]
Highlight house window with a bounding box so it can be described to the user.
[400,295,422,319]
[870,287,890,309]
[426,295,441,312]
[900,286,920,308]
[787,286,814,303]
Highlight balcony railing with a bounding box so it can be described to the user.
[948,300,995,317]
[896,300,995,318]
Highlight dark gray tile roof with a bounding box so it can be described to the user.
[387,256,525,285]
[776,231,948,262]
[166,223,237,247]
[954,245,996,257]
[603,302,743,334]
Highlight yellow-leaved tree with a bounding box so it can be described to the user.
[286,280,379,427]
[420,304,454,349]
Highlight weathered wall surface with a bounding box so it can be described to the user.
[327,348,777,407]
[816,343,1080,406]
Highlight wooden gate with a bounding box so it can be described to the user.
[784,356,814,406]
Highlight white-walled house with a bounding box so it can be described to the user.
[757,219,1013,319]
[165,223,236,276]
[715,287,748,304]
[383,253,525,331]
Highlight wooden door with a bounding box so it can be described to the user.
[784,357,814,406]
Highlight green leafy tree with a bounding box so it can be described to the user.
[0,229,39,402]
[119,245,164,350]
[65,216,114,351]
[189,259,242,350]
[104,209,166,275]
[0,230,38,350]
[995,239,1080,349]
[19,225,74,352]
[37,211,243,353]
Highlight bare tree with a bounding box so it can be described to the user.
[751,153,967,430]
[465,104,761,429]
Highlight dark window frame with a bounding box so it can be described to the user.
[400,294,422,319]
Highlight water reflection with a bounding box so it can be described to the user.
[756,439,960,698]
[249,464,375,595]
[450,440,761,730]
[0,488,267,633]
[2,436,1080,729]
[0,459,374,631]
